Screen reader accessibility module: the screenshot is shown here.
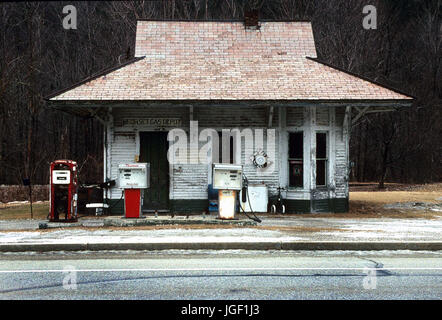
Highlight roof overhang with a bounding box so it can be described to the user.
[46,98,413,120]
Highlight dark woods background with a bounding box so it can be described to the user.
[0,0,440,186]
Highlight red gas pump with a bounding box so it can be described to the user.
[49,160,78,222]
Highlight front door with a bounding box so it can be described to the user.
[139,132,169,211]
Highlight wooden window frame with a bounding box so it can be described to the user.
[288,131,304,188]
[316,131,328,187]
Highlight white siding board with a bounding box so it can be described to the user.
[105,105,349,205]
[316,107,330,126]
[196,106,277,128]
[286,107,304,127]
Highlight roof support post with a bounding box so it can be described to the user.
[103,107,113,202]
[189,105,194,123]
[351,106,399,127]
[268,106,274,128]
[343,106,351,135]
[351,106,370,126]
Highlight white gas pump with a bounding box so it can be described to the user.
[212,163,242,219]
[118,163,149,218]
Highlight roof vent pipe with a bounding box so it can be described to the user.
[244,9,260,30]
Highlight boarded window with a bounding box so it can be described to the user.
[316,132,327,186]
[288,132,303,188]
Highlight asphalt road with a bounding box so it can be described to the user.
[0,250,440,300]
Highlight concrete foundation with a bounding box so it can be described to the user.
[103,216,258,227]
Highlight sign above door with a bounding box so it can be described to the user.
[115,118,182,127]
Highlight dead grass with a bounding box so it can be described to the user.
[0,202,49,220]
[350,191,442,204]
[349,182,442,192]
[342,184,442,219]
[345,200,441,219]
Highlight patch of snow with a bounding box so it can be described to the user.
[0,228,304,244]
[5,201,29,205]
[384,201,442,211]
[339,219,442,233]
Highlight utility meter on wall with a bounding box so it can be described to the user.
[118,163,150,189]
[212,163,243,190]
[251,150,268,168]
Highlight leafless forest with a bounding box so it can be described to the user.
[0,0,440,186]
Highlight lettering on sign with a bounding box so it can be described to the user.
[115,118,182,127]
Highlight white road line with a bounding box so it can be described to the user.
[0,267,440,273]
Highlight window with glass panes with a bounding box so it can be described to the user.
[316,132,328,187]
[288,132,303,188]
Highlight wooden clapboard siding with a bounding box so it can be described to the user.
[104,104,349,212]
[335,107,349,198]
[316,107,330,126]
[113,105,190,123]
[171,164,208,199]
[241,130,280,197]
[195,106,277,128]
[286,107,304,127]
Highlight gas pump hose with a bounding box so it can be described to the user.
[239,174,262,223]
[106,190,124,213]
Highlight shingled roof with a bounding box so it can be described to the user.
[49,20,412,102]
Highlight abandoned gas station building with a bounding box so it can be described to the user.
[47,20,413,214]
